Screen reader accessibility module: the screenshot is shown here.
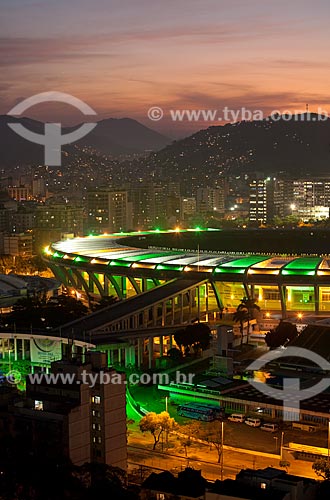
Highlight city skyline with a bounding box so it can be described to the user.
[1,0,330,136]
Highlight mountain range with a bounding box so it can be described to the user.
[0,116,171,167]
[1,114,330,180]
[141,114,330,183]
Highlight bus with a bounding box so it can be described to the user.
[177,403,224,421]
[288,442,329,461]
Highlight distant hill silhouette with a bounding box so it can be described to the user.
[0,115,171,167]
[2,113,330,178]
[142,114,330,183]
[75,117,171,155]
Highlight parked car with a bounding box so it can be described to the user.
[260,423,278,432]
[228,413,245,423]
[245,417,261,427]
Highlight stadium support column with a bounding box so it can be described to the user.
[161,302,166,327]
[14,337,17,361]
[125,345,135,367]
[197,286,200,321]
[169,334,173,350]
[148,337,153,369]
[104,275,109,296]
[243,283,250,299]
[180,294,184,324]
[159,336,164,357]
[137,338,143,368]
[153,305,158,327]
[315,285,319,313]
[22,339,25,360]
[205,284,209,322]
[188,289,193,322]
[279,284,287,319]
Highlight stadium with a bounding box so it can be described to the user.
[43,229,330,317]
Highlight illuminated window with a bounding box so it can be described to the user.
[92,396,101,404]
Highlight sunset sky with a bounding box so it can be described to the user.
[1,0,330,137]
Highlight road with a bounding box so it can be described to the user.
[128,427,319,482]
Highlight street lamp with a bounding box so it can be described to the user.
[280,431,284,460]
[220,420,224,481]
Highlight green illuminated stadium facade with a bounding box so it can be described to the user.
[43,230,330,316]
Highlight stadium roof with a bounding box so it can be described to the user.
[43,230,330,279]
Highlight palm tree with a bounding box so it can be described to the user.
[232,306,249,346]
[233,297,261,345]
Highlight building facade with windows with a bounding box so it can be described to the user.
[8,352,127,470]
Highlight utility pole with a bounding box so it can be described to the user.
[220,420,224,480]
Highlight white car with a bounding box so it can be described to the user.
[228,414,245,423]
[245,417,261,427]
[260,423,278,432]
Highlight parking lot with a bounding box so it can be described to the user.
[174,407,330,454]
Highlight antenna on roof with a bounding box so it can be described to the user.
[306,104,309,113]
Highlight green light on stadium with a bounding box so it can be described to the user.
[194,226,202,231]
[156,264,184,271]
[282,257,321,270]
[214,268,245,274]
[52,252,64,259]
[108,260,131,267]
[282,270,316,276]
[74,256,89,263]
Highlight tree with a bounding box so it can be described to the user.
[179,421,203,457]
[173,324,211,356]
[233,297,260,345]
[232,307,249,346]
[91,295,119,311]
[313,458,330,481]
[173,329,186,353]
[139,412,176,450]
[201,420,224,463]
[167,347,183,361]
[186,323,212,353]
[265,320,298,349]
[11,294,89,329]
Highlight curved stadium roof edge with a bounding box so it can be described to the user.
[42,230,330,279]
